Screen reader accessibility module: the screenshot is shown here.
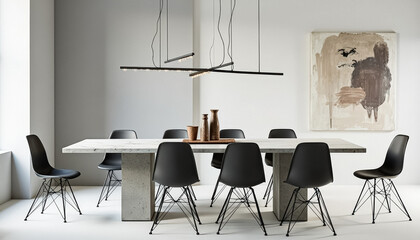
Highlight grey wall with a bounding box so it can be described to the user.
[0,0,55,198]
[55,0,193,185]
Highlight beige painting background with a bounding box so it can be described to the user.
[310,32,396,130]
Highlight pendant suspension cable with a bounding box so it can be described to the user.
[159,0,162,67]
[209,0,216,67]
[217,0,226,66]
[151,0,164,67]
[258,0,261,72]
[166,0,168,62]
[227,0,236,70]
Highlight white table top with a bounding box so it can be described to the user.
[62,138,366,154]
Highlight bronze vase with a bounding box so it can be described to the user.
[210,109,220,140]
[200,114,209,141]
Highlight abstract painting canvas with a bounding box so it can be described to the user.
[311,32,396,130]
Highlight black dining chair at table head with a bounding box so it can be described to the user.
[25,134,82,223]
[96,129,137,207]
[210,129,245,207]
[150,142,201,235]
[280,142,336,236]
[352,134,411,223]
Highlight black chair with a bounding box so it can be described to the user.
[352,134,411,223]
[215,143,267,235]
[280,143,336,236]
[210,129,245,207]
[263,129,297,207]
[150,142,201,235]
[97,130,137,207]
[25,134,82,223]
[155,129,197,203]
[162,129,188,139]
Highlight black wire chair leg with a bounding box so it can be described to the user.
[24,180,46,221]
[184,187,200,235]
[66,179,82,215]
[215,187,232,224]
[372,178,377,224]
[217,187,234,234]
[250,187,267,236]
[389,179,412,221]
[150,187,167,234]
[59,178,67,223]
[286,188,300,237]
[352,180,368,215]
[280,188,297,226]
[189,185,197,201]
[210,179,220,207]
[381,178,391,213]
[97,170,111,207]
[315,188,326,226]
[318,189,337,236]
[105,170,114,201]
[41,179,53,213]
[263,174,273,200]
[264,175,273,207]
[186,186,201,225]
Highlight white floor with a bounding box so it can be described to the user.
[0,185,419,240]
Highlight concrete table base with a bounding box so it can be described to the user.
[272,153,307,221]
[121,153,155,221]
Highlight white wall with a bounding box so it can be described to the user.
[0,0,31,198]
[30,0,55,195]
[54,0,194,185]
[0,0,55,198]
[193,0,420,185]
[0,151,12,204]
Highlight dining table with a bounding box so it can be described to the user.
[62,138,366,221]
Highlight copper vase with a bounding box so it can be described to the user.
[200,114,209,141]
[210,109,220,140]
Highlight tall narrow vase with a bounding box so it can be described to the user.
[200,114,209,141]
[210,109,220,140]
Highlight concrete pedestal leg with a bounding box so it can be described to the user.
[121,153,155,221]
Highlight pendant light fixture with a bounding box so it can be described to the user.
[120,0,283,78]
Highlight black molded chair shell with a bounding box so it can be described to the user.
[162,129,188,139]
[285,142,333,188]
[153,142,199,187]
[211,129,245,169]
[265,129,297,166]
[98,130,137,170]
[219,143,265,188]
[27,135,80,179]
[354,134,409,180]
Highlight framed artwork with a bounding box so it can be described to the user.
[310,32,396,130]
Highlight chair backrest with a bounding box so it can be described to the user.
[211,129,245,166]
[266,129,297,163]
[268,129,297,138]
[162,129,188,139]
[219,143,265,188]
[26,134,54,176]
[220,129,245,139]
[103,130,137,164]
[379,134,409,176]
[286,142,333,188]
[153,142,199,187]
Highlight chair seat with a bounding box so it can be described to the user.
[264,157,273,167]
[211,161,221,169]
[36,168,81,179]
[353,169,397,180]
[98,163,121,171]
